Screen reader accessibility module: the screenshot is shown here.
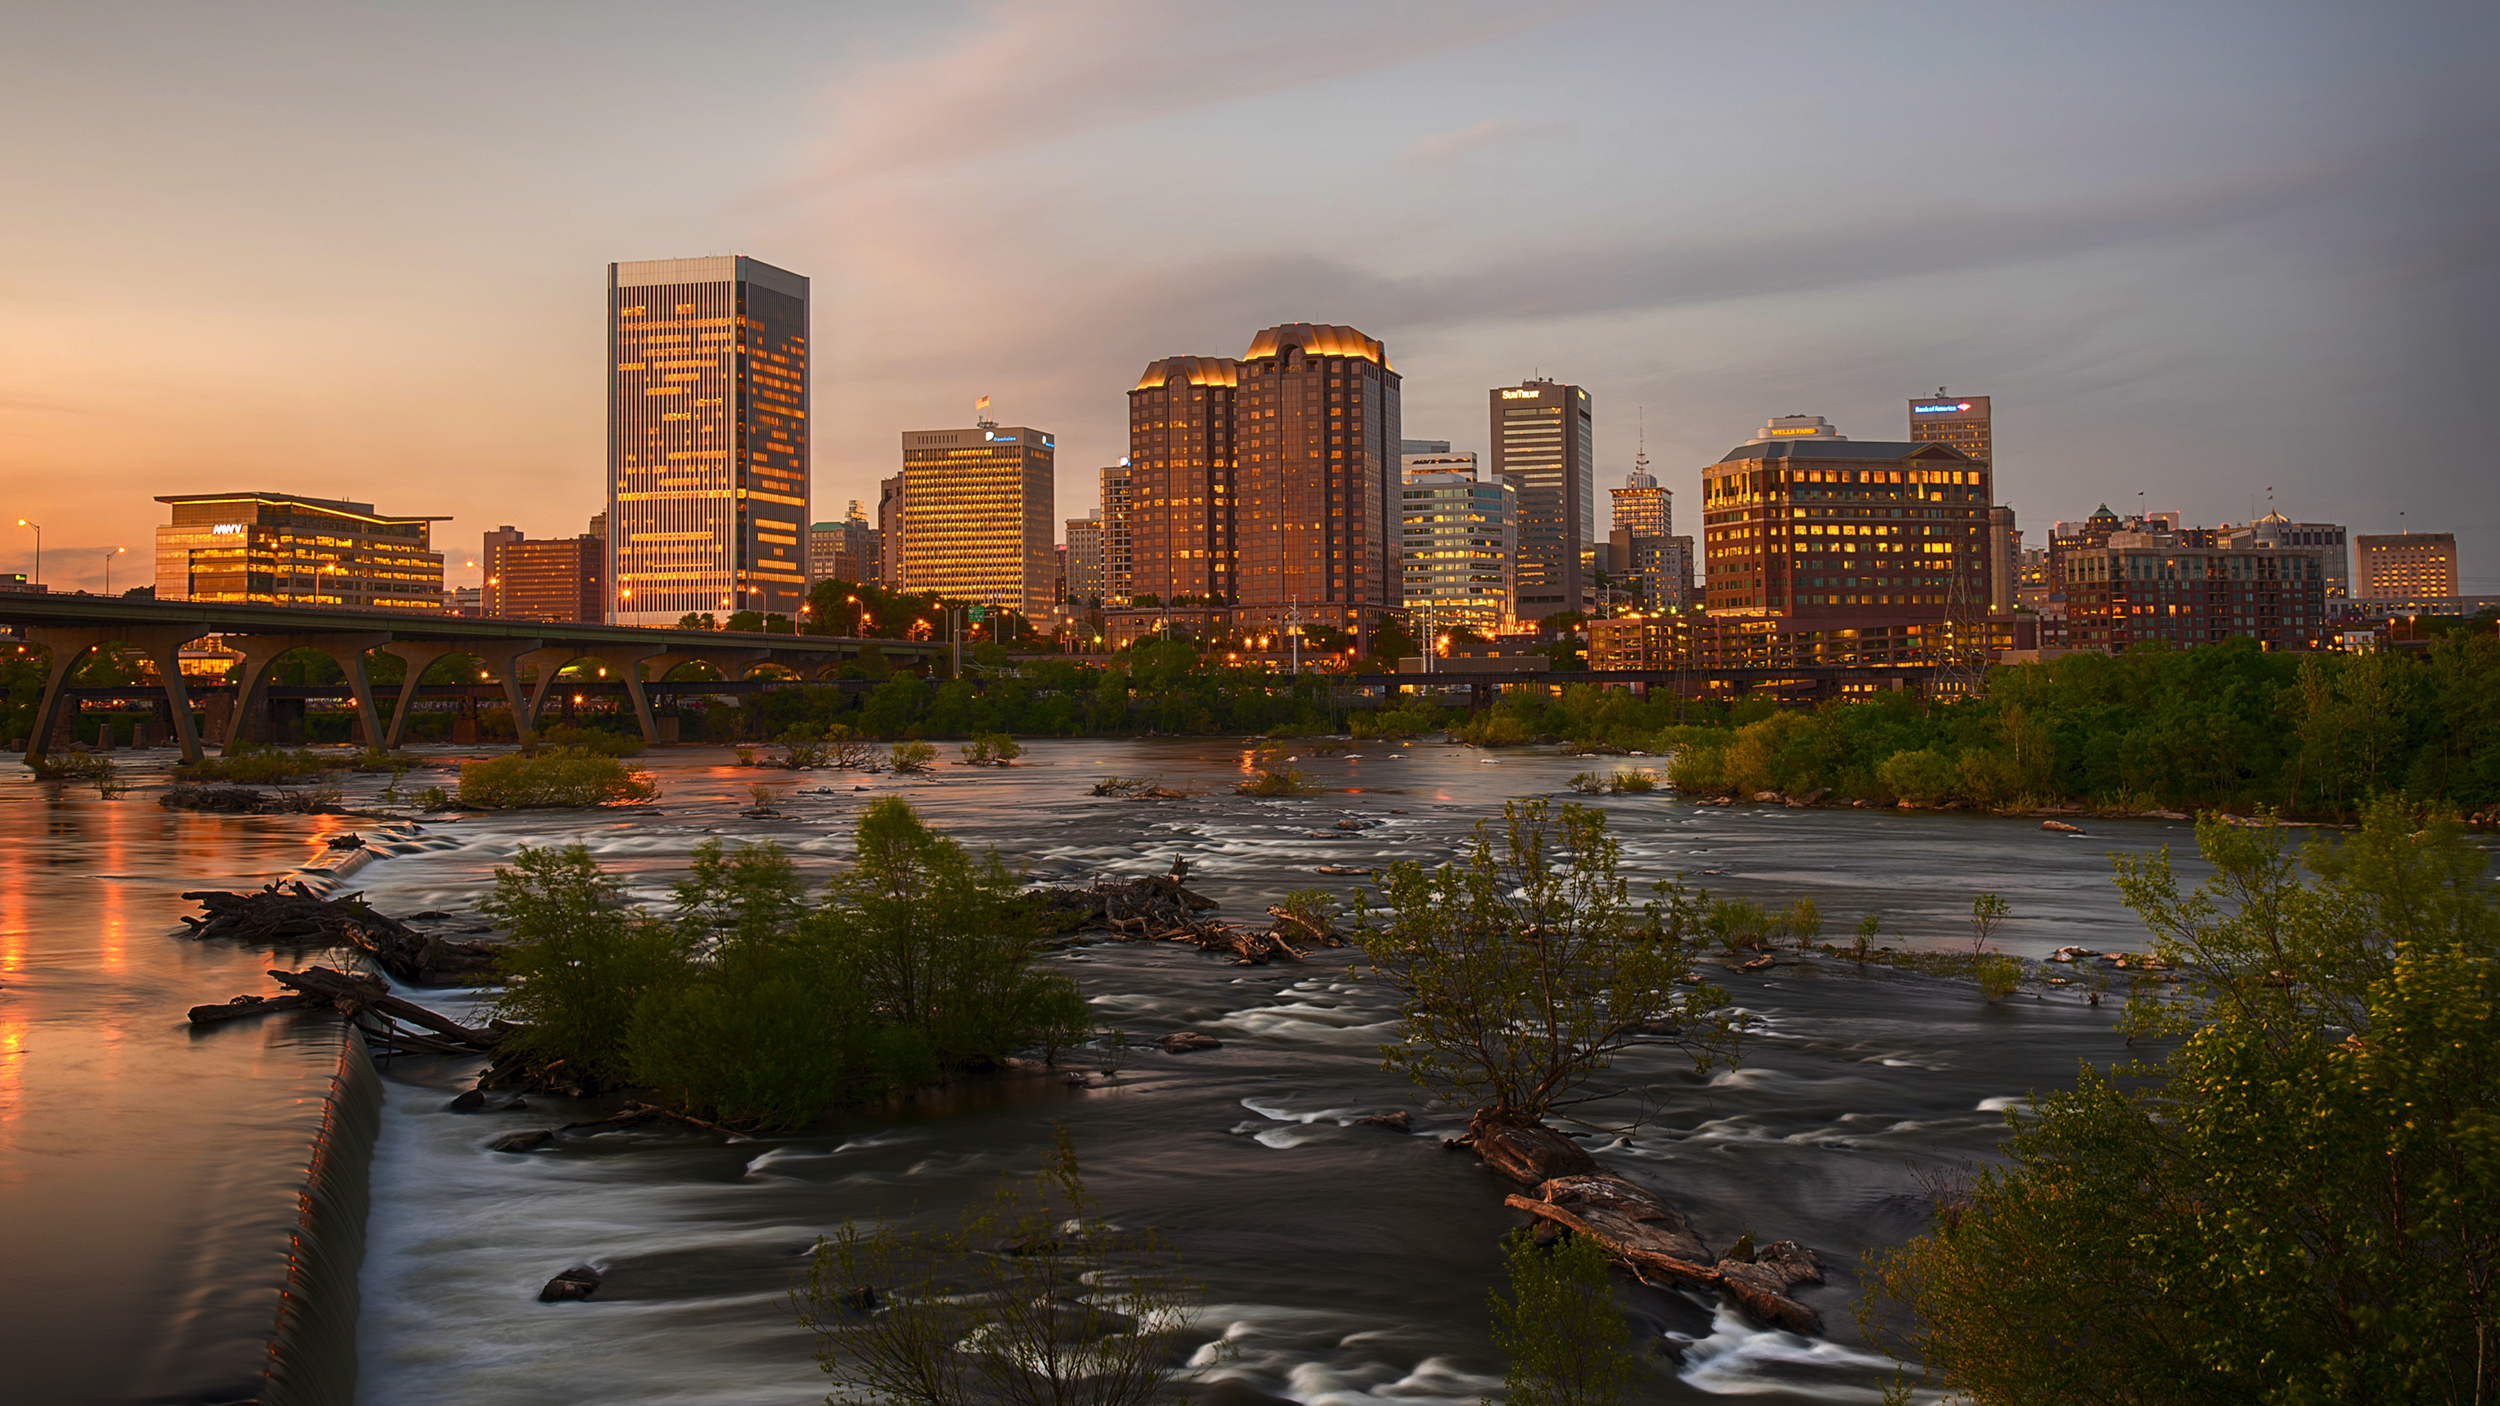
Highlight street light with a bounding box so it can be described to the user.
[102,546,126,595]
[15,519,38,588]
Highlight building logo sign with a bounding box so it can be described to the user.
[211,523,247,535]
[1912,402,1973,414]
[1500,388,1540,400]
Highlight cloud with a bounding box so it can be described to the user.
[1399,117,1576,166]
[803,0,1587,186]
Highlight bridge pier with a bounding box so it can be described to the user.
[23,626,208,764]
[379,641,474,750]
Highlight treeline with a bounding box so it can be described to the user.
[1494,635,2497,820]
[487,798,1087,1128]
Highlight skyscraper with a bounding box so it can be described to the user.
[1065,512,1105,608]
[876,474,906,585]
[900,419,1057,619]
[1232,324,1402,634]
[2356,532,2459,600]
[1126,356,1240,603]
[1908,389,1991,464]
[1401,468,1516,634]
[1098,463,1134,605]
[606,255,810,625]
[1491,379,1593,620]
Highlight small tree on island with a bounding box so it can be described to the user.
[1354,799,1738,1129]
[1489,1229,1638,1406]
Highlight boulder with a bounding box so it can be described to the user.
[1714,1258,1822,1334]
[1156,1031,1223,1053]
[1468,1117,1598,1185]
[1752,790,1783,804]
[1354,1110,1412,1132]
[2040,819,2085,834]
[490,1129,553,1154]
[448,1089,487,1113]
[538,1265,602,1302]
[1788,787,1831,808]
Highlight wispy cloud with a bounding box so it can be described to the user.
[1399,116,1577,166]
[803,0,1587,186]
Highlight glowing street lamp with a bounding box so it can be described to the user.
[101,545,126,595]
[15,519,39,587]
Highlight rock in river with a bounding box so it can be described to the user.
[1156,1031,1223,1053]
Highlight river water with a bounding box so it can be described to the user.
[1,739,2216,1404]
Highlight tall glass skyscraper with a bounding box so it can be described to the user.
[1490,379,1593,619]
[606,256,809,625]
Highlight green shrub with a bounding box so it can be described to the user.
[457,748,658,808]
[959,732,1020,765]
[1667,743,1729,794]
[484,845,686,1084]
[888,739,937,773]
[1877,748,1962,805]
[416,785,451,811]
[1236,766,1318,796]
[1975,954,2021,1003]
[1452,712,1533,747]
[1353,702,1445,739]
[1781,896,1823,949]
[1490,1227,1637,1406]
[1607,768,1657,793]
[176,745,351,785]
[536,723,646,757]
[1567,771,1606,794]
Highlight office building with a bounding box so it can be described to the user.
[1697,414,1989,660]
[1233,323,1403,634]
[900,419,1057,618]
[1610,455,1671,538]
[1400,439,1453,456]
[1908,390,1992,464]
[482,528,603,623]
[1401,468,1516,635]
[2065,528,2327,652]
[1604,448,1689,611]
[452,585,483,617]
[1127,356,1240,603]
[1098,464,1134,605]
[876,475,906,585]
[154,492,446,611]
[606,255,810,625]
[1065,512,1105,609]
[1989,507,2019,613]
[1492,379,1594,619]
[2217,513,2347,598]
[2356,532,2458,600]
[1403,449,1480,482]
[807,502,879,586]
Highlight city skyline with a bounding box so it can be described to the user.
[1,2,2493,596]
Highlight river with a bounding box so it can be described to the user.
[0,738,2214,1403]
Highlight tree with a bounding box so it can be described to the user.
[1490,1229,1638,1406]
[794,1125,1202,1406]
[1862,801,2500,1404]
[1353,799,1738,1126]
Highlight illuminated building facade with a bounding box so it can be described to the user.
[2360,530,2462,604]
[1400,468,1516,634]
[876,475,905,585]
[484,531,602,623]
[607,255,809,625]
[154,492,446,610]
[900,421,1057,618]
[1234,323,1402,633]
[1065,512,1105,608]
[2224,514,2348,599]
[1907,390,1992,464]
[1127,356,1239,603]
[1491,379,1593,619]
[1098,464,1134,605]
[2066,530,2327,651]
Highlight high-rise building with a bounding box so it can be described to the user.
[1400,439,1453,456]
[1606,449,1686,612]
[1233,324,1403,634]
[1699,414,1987,640]
[2227,513,2350,599]
[2356,532,2458,600]
[154,492,446,611]
[1908,389,1991,464]
[1065,512,1105,608]
[1491,379,1593,620]
[1988,506,2019,613]
[606,255,810,625]
[1402,449,1479,481]
[1401,469,1516,634]
[900,420,1057,618]
[876,475,906,585]
[1610,455,1671,538]
[807,502,879,586]
[1098,464,1134,605]
[1126,356,1240,603]
[484,530,603,623]
[479,525,524,614]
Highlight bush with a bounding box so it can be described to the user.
[1567,771,1606,794]
[1667,743,1729,794]
[1452,712,1533,747]
[1975,954,2021,1003]
[959,732,1022,766]
[1607,769,1657,794]
[536,723,645,757]
[1490,1228,1637,1406]
[887,739,937,773]
[457,748,659,808]
[1236,766,1317,796]
[176,745,351,785]
[1877,748,1962,805]
[416,785,451,811]
[1782,897,1823,949]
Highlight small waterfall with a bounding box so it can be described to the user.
[262,1034,382,1406]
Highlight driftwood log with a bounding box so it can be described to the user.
[190,964,503,1062]
[177,882,497,985]
[1501,1169,1827,1334]
[1029,872,1348,965]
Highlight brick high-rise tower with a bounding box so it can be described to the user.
[1230,324,1402,636]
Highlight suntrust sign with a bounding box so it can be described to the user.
[1500,388,1541,399]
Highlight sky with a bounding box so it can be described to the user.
[2,0,2494,595]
